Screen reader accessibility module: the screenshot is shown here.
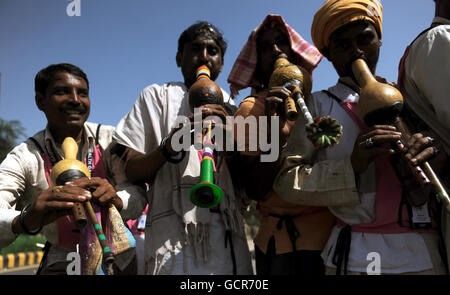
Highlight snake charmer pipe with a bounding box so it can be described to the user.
[187,66,224,208]
[269,53,343,148]
[188,65,224,109]
[50,137,115,273]
[189,121,224,208]
[352,58,450,212]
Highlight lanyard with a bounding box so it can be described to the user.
[42,129,94,176]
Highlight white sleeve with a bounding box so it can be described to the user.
[0,147,27,247]
[408,26,450,130]
[113,84,164,154]
[101,129,148,221]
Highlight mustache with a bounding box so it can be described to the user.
[60,103,88,113]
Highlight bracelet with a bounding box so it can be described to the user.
[160,136,186,164]
[19,204,43,235]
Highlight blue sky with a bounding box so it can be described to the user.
[0,0,435,142]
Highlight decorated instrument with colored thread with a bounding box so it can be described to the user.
[189,121,224,208]
[188,65,224,208]
[188,65,224,109]
[352,58,450,212]
[50,137,116,274]
[268,54,300,121]
[269,53,343,148]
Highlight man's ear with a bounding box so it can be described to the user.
[176,52,182,68]
[35,92,45,111]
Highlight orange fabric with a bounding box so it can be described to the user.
[311,0,383,54]
[236,90,336,254]
[254,191,336,255]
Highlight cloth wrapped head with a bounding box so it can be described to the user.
[227,14,322,97]
[311,0,383,55]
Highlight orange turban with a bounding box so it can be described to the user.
[311,0,383,54]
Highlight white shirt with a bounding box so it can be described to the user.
[314,82,434,274]
[403,17,450,154]
[402,16,450,273]
[113,82,253,275]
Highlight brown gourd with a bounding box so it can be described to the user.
[50,137,116,273]
[268,53,312,121]
[188,65,223,109]
[352,58,450,212]
[234,54,342,152]
[50,137,90,227]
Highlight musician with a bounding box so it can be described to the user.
[275,0,445,274]
[0,63,144,274]
[228,14,340,275]
[398,0,450,271]
[113,21,253,275]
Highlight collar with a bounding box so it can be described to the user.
[338,77,361,94]
[332,74,392,103]
[323,79,360,104]
[322,78,361,104]
[43,123,95,162]
[432,16,450,25]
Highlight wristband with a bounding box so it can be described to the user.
[160,136,186,164]
[19,204,43,235]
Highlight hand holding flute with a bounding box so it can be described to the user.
[352,57,450,212]
[50,137,116,274]
[268,53,343,149]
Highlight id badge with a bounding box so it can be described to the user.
[411,202,432,229]
[137,214,147,231]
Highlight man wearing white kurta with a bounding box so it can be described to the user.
[398,0,450,272]
[114,22,252,275]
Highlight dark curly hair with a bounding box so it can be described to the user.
[35,63,89,95]
[177,21,227,58]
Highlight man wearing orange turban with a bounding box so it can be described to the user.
[311,0,383,80]
[273,0,447,275]
[311,0,383,55]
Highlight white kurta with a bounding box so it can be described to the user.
[114,82,252,275]
[314,82,443,274]
[402,17,450,155]
[402,16,450,273]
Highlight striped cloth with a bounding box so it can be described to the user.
[227,14,322,98]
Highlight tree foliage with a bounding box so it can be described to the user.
[0,118,26,161]
[0,118,32,211]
